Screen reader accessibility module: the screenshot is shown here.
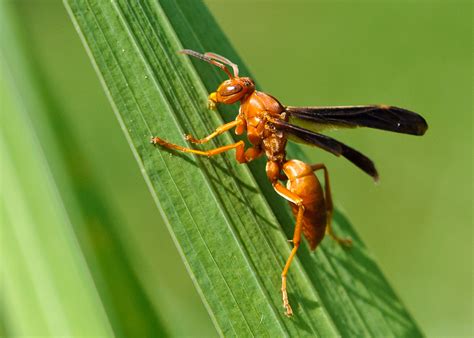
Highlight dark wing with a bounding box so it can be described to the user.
[269,119,379,180]
[285,105,428,136]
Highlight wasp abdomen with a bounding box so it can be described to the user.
[284,160,327,250]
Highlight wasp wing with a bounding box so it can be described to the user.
[270,119,379,180]
[286,105,428,136]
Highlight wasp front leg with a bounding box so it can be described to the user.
[185,120,243,144]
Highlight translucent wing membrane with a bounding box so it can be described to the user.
[269,119,379,180]
[286,105,428,136]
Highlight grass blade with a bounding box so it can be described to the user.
[0,5,112,335]
[65,0,423,335]
[1,2,169,336]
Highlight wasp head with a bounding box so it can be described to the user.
[209,77,255,107]
[179,49,255,108]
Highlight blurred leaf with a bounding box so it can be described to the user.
[64,0,423,336]
[1,2,168,336]
[1,4,112,336]
[0,76,113,338]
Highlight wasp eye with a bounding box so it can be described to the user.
[221,84,242,96]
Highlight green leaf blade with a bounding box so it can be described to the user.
[0,33,113,338]
[65,0,423,336]
[1,2,171,336]
[66,0,338,335]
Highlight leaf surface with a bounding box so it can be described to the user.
[65,0,423,336]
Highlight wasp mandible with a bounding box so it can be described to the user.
[151,49,428,316]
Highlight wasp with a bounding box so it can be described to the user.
[151,49,428,316]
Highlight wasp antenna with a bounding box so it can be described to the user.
[204,52,239,77]
[179,49,234,79]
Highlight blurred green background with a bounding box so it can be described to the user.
[1,0,471,337]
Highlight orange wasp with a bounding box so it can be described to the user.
[151,49,428,316]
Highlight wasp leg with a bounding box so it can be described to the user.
[235,146,263,164]
[273,182,305,317]
[185,120,243,144]
[151,137,245,158]
[311,164,352,246]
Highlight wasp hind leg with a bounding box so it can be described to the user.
[273,182,306,316]
[185,120,242,144]
[311,163,352,246]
